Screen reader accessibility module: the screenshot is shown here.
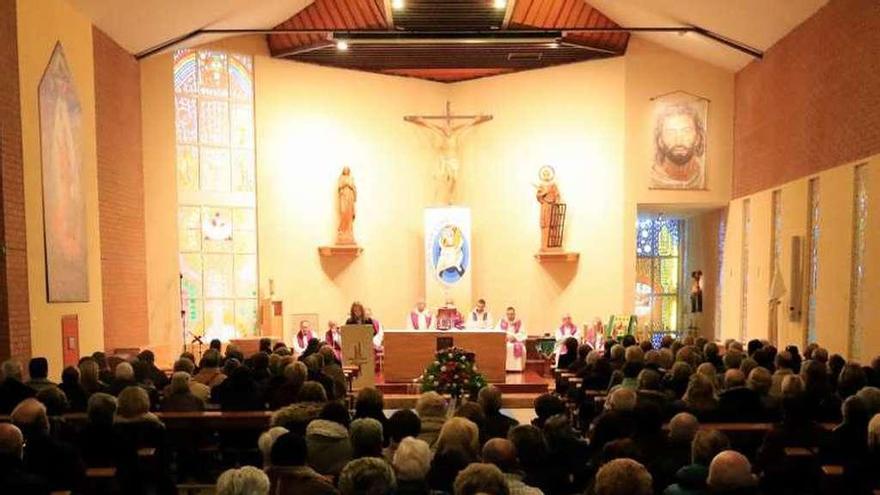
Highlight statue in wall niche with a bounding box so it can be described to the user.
[337,166,357,245]
[535,165,566,251]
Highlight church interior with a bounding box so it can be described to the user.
[1,0,879,494]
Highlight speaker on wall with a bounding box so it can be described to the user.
[789,235,803,322]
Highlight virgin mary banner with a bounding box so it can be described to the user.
[424,207,472,310]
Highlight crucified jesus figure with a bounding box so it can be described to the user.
[404,101,492,204]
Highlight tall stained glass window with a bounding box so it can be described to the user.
[806,179,820,345]
[174,49,257,340]
[740,199,751,342]
[849,166,868,361]
[769,191,782,345]
[635,215,683,332]
[714,212,727,340]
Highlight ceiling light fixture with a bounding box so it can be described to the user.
[336,40,349,51]
[493,0,507,9]
[392,0,405,10]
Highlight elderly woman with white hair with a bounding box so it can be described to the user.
[393,437,432,495]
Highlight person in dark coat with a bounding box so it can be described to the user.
[717,369,764,422]
[77,393,133,469]
[267,432,339,495]
[663,429,730,495]
[478,385,519,440]
[10,398,85,493]
[0,360,36,414]
[0,423,50,495]
[58,366,89,413]
[136,350,170,390]
[215,366,265,411]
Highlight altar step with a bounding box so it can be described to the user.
[383,392,542,410]
[374,370,550,396]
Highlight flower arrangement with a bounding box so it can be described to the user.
[418,347,487,398]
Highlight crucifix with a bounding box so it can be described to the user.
[404,101,493,204]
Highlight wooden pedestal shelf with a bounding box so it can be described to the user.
[318,245,363,257]
[534,251,579,262]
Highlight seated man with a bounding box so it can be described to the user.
[0,423,49,494]
[467,298,493,329]
[25,358,56,393]
[0,360,35,414]
[406,300,433,330]
[292,319,316,356]
[554,313,580,367]
[325,320,342,361]
[436,298,464,331]
[11,399,85,492]
[498,307,526,372]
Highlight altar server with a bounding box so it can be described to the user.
[498,306,526,372]
[468,299,493,330]
[325,320,342,361]
[406,300,434,330]
[293,319,316,356]
[554,313,581,366]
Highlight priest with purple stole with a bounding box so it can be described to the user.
[325,320,342,361]
[406,300,434,330]
[554,313,581,367]
[293,319,316,357]
[498,306,526,372]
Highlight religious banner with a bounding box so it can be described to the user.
[650,92,708,190]
[39,43,89,302]
[424,207,472,311]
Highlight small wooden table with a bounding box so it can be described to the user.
[383,330,506,382]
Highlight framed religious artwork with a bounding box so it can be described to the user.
[650,92,709,190]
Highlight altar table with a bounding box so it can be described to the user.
[383,330,506,382]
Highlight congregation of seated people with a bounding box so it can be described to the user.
[1,335,880,494]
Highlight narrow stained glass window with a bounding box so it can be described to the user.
[714,212,727,340]
[806,179,820,346]
[849,166,867,361]
[740,199,750,342]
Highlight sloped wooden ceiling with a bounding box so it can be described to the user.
[267,0,629,82]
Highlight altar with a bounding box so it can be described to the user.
[383,330,507,382]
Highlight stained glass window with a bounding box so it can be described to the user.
[849,166,867,361]
[769,191,782,345]
[740,199,751,342]
[174,48,257,340]
[636,215,682,332]
[806,179,820,345]
[714,213,727,340]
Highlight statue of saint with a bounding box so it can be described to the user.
[337,166,357,244]
[535,165,561,251]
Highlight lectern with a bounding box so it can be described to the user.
[341,324,375,389]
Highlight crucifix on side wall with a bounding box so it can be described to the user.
[404,101,493,205]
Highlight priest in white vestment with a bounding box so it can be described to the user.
[498,306,526,372]
[554,313,581,366]
[467,298,493,330]
[293,320,316,356]
[406,300,434,330]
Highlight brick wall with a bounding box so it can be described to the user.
[734,0,880,198]
[93,27,149,352]
[0,0,32,362]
